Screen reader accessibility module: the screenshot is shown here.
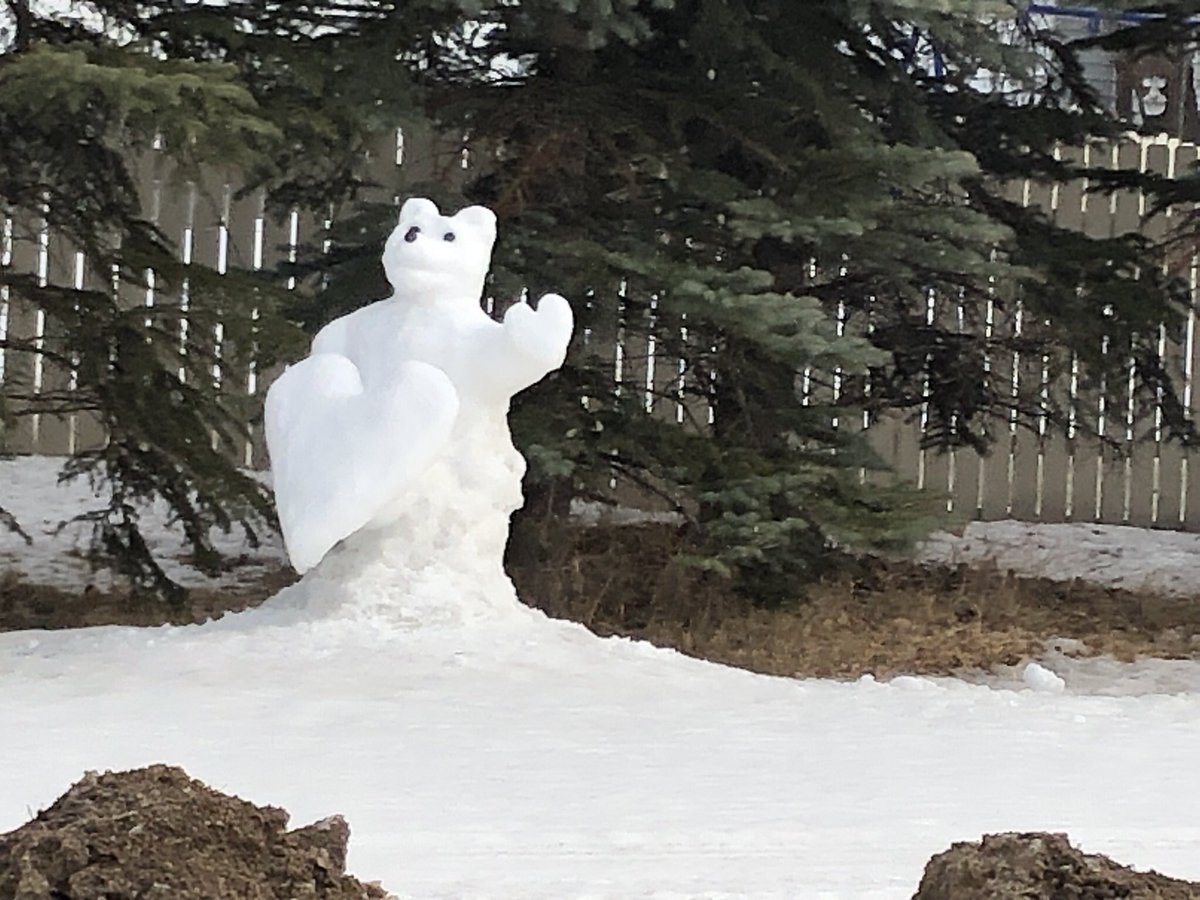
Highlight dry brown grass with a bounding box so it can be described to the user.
[508,522,1200,679]
[3,521,1198,681]
[0,567,297,632]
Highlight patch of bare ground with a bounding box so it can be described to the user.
[914,832,1200,899]
[0,765,390,899]
[509,522,1200,679]
[0,567,297,632]
[3,521,1199,679]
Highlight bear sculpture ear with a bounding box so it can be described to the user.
[399,197,440,224]
[453,205,497,237]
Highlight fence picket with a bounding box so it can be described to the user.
[1020,167,1060,521]
[36,228,81,455]
[1185,240,1200,528]
[2,212,44,454]
[1054,144,1096,520]
[1118,139,1159,525]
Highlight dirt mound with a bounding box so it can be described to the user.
[914,831,1199,899]
[0,765,390,899]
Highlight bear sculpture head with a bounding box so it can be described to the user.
[382,197,497,303]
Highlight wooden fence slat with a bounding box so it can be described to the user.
[1009,428,1042,521]
[36,229,81,455]
[1120,138,1161,525]
[2,213,44,454]
[199,172,234,453]
[244,197,297,470]
[1028,145,1065,522]
[1142,139,1176,526]
[980,271,1024,520]
[153,149,196,394]
[1020,254,1052,517]
[916,288,951,502]
[1050,145,1090,521]
[1094,139,1135,524]
[361,130,403,211]
[869,411,922,489]
[1039,427,1072,523]
[1077,139,1116,520]
[1151,138,1190,526]
[224,187,266,467]
[947,446,984,520]
[225,187,265,275]
[1071,435,1104,522]
[0,215,8,438]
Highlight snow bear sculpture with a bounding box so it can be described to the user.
[264,198,573,589]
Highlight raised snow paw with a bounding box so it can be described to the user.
[503,292,574,370]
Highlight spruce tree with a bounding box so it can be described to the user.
[4,1,1197,602]
[407,0,1199,597]
[0,2,447,595]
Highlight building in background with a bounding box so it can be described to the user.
[1028,3,1200,140]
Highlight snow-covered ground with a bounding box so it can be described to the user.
[0,456,283,590]
[3,456,1200,897]
[919,520,1200,599]
[4,583,1200,899]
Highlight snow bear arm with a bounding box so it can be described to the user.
[312,316,349,357]
[497,292,574,392]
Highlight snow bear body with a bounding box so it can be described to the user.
[264,198,573,581]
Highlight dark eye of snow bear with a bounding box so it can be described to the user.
[443,232,456,242]
[404,226,420,243]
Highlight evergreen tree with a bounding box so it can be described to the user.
[0,1,447,595]
[407,0,1199,596]
[3,1,1197,602]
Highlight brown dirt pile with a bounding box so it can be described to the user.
[0,568,294,632]
[914,832,1200,899]
[0,765,390,900]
